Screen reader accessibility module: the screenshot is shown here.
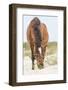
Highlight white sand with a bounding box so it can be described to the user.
[23,54,58,75]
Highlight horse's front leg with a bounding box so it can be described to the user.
[41,47,45,59]
[41,46,48,62]
[32,53,35,70]
[31,47,35,70]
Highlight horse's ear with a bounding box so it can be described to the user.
[34,17,40,25]
[30,17,41,27]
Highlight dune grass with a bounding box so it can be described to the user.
[23,42,57,57]
[23,42,57,65]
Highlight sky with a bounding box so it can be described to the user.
[23,15,58,42]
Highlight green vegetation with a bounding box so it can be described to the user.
[23,42,57,65]
[23,42,30,50]
[47,42,57,55]
[23,42,57,56]
[23,42,31,57]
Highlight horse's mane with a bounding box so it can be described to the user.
[31,17,41,47]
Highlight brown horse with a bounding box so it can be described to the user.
[27,17,49,70]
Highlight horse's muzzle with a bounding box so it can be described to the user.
[37,63,44,69]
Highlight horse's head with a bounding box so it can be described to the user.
[36,54,44,69]
[35,48,44,69]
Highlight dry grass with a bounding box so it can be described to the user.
[23,42,57,65]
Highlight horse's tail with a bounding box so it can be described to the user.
[34,26,41,47]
